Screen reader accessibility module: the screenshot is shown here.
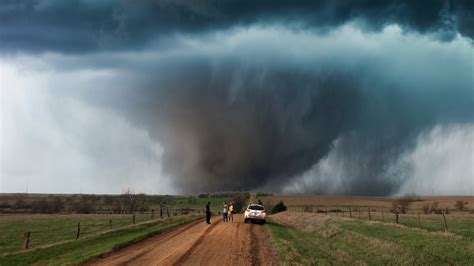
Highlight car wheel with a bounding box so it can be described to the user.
[244,218,248,223]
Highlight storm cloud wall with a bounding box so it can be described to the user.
[1,1,473,194]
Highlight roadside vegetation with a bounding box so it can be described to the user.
[0,215,200,265]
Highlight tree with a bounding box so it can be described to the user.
[12,194,27,211]
[135,193,149,213]
[455,200,468,211]
[422,204,430,214]
[50,196,64,213]
[73,195,97,214]
[122,188,136,214]
[232,192,249,213]
[271,201,287,214]
[391,198,412,214]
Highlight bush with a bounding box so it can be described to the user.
[422,204,430,214]
[232,192,249,213]
[271,200,287,214]
[391,197,412,214]
[455,200,468,211]
[430,201,440,214]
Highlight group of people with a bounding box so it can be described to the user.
[205,201,234,224]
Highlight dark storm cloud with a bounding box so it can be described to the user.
[2,1,472,195]
[60,27,469,194]
[1,0,473,53]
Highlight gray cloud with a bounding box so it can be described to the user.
[11,25,467,194]
[1,0,473,53]
[1,3,473,195]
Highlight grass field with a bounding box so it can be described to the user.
[258,195,474,210]
[0,193,235,256]
[0,213,166,254]
[0,215,201,265]
[266,211,474,265]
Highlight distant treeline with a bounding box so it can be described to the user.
[0,191,255,214]
[1,193,187,214]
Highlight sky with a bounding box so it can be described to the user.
[1,0,473,195]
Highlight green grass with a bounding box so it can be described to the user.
[266,214,474,265]
[369,212,474,239]
[0,213,163,254]
[0,215,200,266]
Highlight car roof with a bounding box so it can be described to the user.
[248,204,264,207]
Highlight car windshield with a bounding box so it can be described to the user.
[248,205,264,210]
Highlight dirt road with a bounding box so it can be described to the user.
[89,214,276,266]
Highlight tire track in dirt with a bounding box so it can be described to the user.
[172,219,221,265]
[248,223,261,266]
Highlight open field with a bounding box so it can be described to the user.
[1,194,472,265]
[0,215,201,265]
[267,211,474,265]
[258,195,474,210]
[0,213,168,254]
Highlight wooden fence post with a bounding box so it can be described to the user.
[349,208,352,218]
[395,212,399,224]
[151,209,155,219]
[133,214,136,224]
[418,212,421,227]
[160,204,163,218]
[108,219,112,230]
[442,211,449,232]
[76,222,81,240]
[167,207,170,217]
[22,232,31,249]
[368,208,371,221]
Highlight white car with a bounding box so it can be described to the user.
[244,204,266,224]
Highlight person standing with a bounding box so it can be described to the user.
[223,202,228,223]
[228,203,234,222]
[205,201,211,224]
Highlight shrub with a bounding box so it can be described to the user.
[272,200,287,214]
[455,200,468,211]
[422,204,430,214]
[430,201,440,214]
[232,192,249,213]
[391,198,412,214]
